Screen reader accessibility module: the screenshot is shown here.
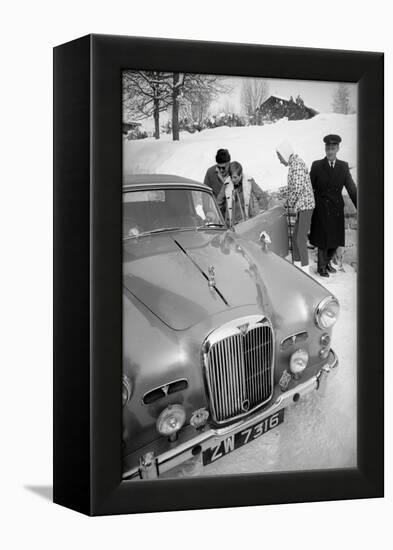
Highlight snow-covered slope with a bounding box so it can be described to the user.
[123,113,357,191]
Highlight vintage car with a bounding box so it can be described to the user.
[122,174,339,479]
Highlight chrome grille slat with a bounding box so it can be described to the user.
[205,321,274,423]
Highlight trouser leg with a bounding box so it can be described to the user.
[292,215,300,262]
[327,248,337,264]
[317,248,328,271]
[296,210,313,266]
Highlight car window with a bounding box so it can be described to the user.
[123,188,223,238]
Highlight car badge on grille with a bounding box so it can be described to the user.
[241,399,250,412]
[161,384,169,396]
[208,265,216,288]
[238,323,249,336]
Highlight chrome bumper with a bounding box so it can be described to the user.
[123,349,338,480]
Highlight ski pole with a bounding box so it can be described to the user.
[286,202,294,263]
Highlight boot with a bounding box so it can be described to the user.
[317,267,329,277]
[326,262,337,273]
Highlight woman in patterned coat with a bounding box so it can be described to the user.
[276,141,315,273]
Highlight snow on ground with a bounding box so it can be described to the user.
[163,264,357,479]
[123,113,357,191]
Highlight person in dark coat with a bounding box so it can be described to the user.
[203,148,231,198]
[309,134,357,277]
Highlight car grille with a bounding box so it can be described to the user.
[203,318,274,423]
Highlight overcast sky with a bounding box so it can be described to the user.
[212,76,357,114]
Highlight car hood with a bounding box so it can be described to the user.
[123,230,321,330]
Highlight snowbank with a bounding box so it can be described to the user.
[123,113,357,191]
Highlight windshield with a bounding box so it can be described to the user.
[123,188,224,239]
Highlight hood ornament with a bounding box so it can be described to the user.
[208,265,216,288]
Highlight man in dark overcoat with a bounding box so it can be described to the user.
[309,134,357,277]
[203,148,231,198]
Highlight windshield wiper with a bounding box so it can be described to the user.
[123,227,182,241]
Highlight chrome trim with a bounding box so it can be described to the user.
[259,231,271,251]
[139,452,158,480]
[202,315,275,424]
[207,265,216,288]
[141,378,189,405]
[122,375,133,407]
[320,333,331,346]
[314,295,340,329]
[123,349,338,480]
[280,331,308,349]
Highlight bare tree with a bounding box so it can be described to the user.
[170,73,184,140]
[221,98,236,114]
[241,78,269,123]
[167,73,229,139]
[181,78,227,128]
[332,83,352,114]
[122,71,172,139]
[123,71,229,140]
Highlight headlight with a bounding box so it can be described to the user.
[156,404,186,440]
[315,296,340,329]
[122,375,133,407]
[289,349,309,375]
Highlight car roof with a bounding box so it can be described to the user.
[123,173,209,191]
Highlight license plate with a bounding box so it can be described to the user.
[202,409,285,466]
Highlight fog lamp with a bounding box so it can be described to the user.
[289,349,309,376]
[156,404,186,439]
[315,297,340,329]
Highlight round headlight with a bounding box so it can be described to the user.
[122,375,133,407]
[156,404,186,437]
[315,297,340,329]
[289,349,309,375]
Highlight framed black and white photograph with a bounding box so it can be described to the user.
[53,34,383,516]
[121,70,358,480]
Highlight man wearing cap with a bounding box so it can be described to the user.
[203,149,231,198]
[309,134,357,277]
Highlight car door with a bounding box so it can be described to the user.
[234,205,289,257]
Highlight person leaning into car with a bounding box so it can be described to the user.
[217,161,267,226]
[203,148,231,198]
[309,134,357,277]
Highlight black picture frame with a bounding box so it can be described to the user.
[53,34,384,516]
